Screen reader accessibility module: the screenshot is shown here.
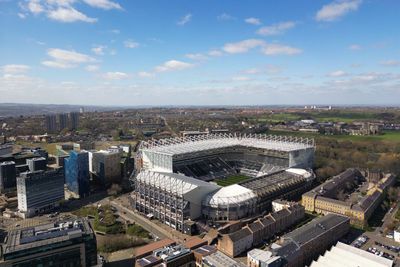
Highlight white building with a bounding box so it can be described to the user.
[310,241,393,267]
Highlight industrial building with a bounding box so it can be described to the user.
[0,161,16,193]
[253,214,350,267]
[64,151,90,198]
[0,219,97,267]
[310,241,393,267]
[17,170,65,218]
[132,134,315,231]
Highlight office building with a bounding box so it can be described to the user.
[44,114,57,133]
[26,157,47,172]
[58,113,69,131]
[17,170,65,218]
[310,241,393,267]
[69,112,79,130]
[92,150,121,185]
[0,161,16,193]
[64,151,90,198]
[0,219,97,267]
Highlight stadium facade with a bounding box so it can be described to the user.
[132,134,315,231]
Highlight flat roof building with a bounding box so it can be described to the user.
[202,251,246,267]
[0,219,97,267]
[17,170,64,218]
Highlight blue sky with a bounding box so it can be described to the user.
[0,0,399,106]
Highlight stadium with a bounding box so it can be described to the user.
[132,134,315,232]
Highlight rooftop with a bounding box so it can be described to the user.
[140,134,314,155]
[281,214,349,247]
[310,241,393,267]
[3,219,92,255]
[135,239,176,259]
[203,251,246,267]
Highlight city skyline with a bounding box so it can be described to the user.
[1,0,400,105]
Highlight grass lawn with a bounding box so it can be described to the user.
[215,174,251,186]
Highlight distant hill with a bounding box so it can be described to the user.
[0,103,121,117]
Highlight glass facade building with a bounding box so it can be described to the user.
[64,151,90,198]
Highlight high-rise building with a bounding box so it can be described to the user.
[26,157,47,172]
[0,161,16,193]
[58,113,69,131]
[64,151,90,198]
[92,150,121,185]
[17,170,65,218]
[69,112,79,130]
[0,218,97,267]
[44,114,57,133]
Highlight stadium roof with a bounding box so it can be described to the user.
[140,134,314,155]
[136,170,220,196]
[205,184,257,208]
[310,242,392,267]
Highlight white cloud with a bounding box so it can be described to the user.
[328,70,348,77]
[177,13,192,26]
[244,17,261,25]
[21,0,99,23]
[185,53,208,61]
[102,71,129,80]
[223,39,265,54]
[1,64,30,74]
[82,0,122,10]
[232,76,252,81]
[380,60,400,67]
[109,49,117,56]
[42,60,75,69]
[124,40,139,48]
[348,44,361,50]
[316,0,362,22]
[256,21,296,36]
[42,48,96,68]
[47,6,97,23]
[243,68,261,75]
[137,71,154,78]
[18,13,27,19]
[91,45,106,55]
[85,65,100,72]
[155,60,194,72]
[27,0,44,14]
[110,29,120,34]
[208,50,223,57]
[261,44,302,55]
[217,13,235,21]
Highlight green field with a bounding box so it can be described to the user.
[215,174,251,186]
